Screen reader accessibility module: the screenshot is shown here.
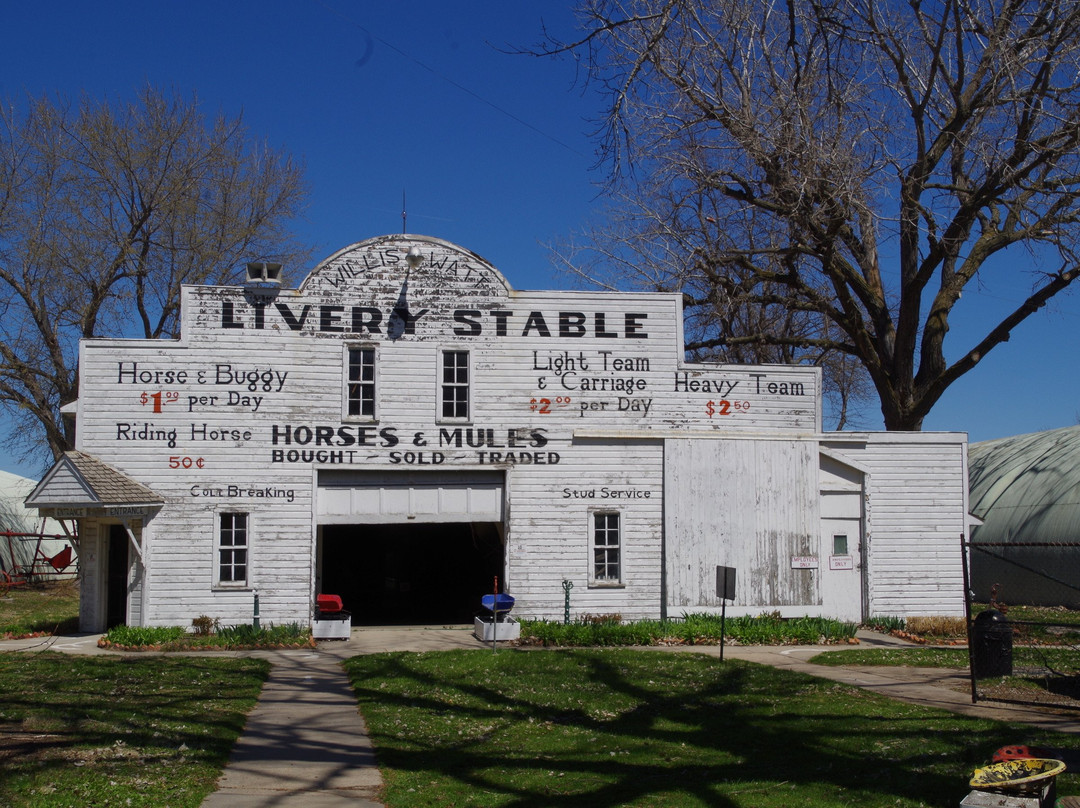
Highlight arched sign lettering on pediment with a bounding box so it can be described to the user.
[299,234,512,301]
[184,235,516,340]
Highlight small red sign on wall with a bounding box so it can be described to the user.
[829,555,854,570]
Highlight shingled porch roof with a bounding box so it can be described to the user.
[24,451,164,510]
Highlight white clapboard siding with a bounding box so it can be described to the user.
[505,440,664,621]
[823,434,967,618]
[79,522,102,629]
[55,235,968,629]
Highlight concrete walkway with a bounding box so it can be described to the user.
[197,627,485,806]
[199,650,383,807]
[3,626,1079,807]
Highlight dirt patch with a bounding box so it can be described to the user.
[0,729,146,766]
[0,730,73,764]
[971,676,1080,712]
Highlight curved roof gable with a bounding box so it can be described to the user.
[298,234,512,299]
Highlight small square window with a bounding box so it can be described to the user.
[833,534,848,555]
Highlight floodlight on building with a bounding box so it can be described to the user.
[406,246,424,271]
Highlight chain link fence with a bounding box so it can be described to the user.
[963,539,1080,709]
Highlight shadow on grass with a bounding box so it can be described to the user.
[0,652,269,803]
[345,649,1077,808]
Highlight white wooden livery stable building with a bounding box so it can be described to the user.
[27,235,969,632]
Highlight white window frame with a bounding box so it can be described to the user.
[344,344,378,421]
[216,511,250,588]
[438,349,471,422]
[590,510,623,587]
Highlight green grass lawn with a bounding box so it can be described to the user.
[344,649,1080,807]
[0,652,269,807]
[811,645,1080,674]
[0,580,79,637]
[811,647,970,668]
[990,604,1080,625]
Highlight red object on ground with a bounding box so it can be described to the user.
[316,594,343,613]
[993,744,1080,771]
[993,745,1045,763]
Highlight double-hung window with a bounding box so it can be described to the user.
[440,350,469,420]
[347,346,376,418]
[218,512,249,586]
[592,511,621,584]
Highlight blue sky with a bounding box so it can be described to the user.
[1,1,1078,477]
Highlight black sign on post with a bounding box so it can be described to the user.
[716,566,736,662]
[716,566,736,600]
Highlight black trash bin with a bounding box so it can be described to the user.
[972,609,1013,677]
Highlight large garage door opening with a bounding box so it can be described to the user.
[318,522,503,624]
[315,469,507,625]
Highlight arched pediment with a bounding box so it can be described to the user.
[299,234,513,301]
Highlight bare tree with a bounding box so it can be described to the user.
[550,178,877,428]
[0,87,309,467]
[544,0,1080,430]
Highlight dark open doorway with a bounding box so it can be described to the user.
[106,524,129,628]
[318,522,503,625]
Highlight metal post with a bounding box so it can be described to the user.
[716,566,736,662]
[562,580,574,624]
[961,533,978,704]
[720,599,727,662]
[253,589,260,631]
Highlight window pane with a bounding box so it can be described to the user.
[219,513,249,584]
[441,351,469,419]
[593,512,621,581]
[347,348,375,417]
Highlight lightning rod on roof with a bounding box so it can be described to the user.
[402,189,407,234]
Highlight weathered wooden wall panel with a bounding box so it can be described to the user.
[664,438,819,612]
[79,521,102,631]
[129,529,144,628]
